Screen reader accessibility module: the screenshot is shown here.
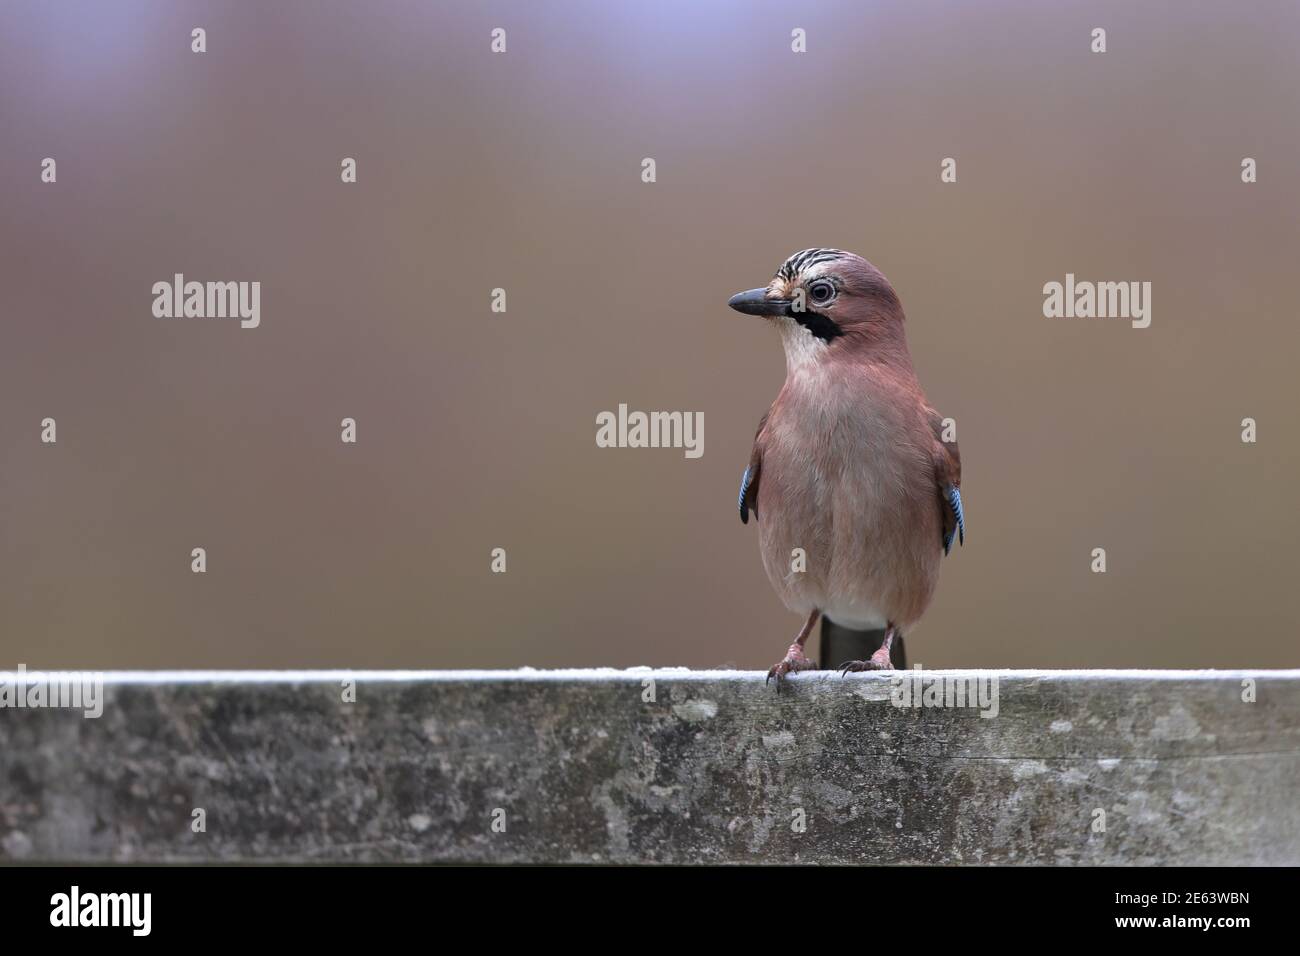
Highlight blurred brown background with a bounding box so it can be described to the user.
[1,1,1297,669]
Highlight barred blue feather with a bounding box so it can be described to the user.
[943,484,965,555]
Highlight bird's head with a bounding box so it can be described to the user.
[727,248,908,370]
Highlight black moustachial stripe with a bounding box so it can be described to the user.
[785,304,843,341]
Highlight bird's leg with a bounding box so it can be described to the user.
[839,624,899,673]
[766,610,820,687]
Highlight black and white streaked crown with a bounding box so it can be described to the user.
[774,248,850,282]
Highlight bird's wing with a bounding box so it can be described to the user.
[738,412,769,525]
[927,407,964,554]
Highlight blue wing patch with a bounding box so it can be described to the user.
[943,485,965,555]
[739,466,753,524]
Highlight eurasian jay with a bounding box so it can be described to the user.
[728,249,964,685]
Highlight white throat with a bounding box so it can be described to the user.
[778,317,830,376]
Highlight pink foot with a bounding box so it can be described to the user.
[839,646,895,673]
[766,643,817,688]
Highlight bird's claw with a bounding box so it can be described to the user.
[766,646,817,688]
[839,651,894,674]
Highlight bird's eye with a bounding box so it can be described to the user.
[808,280,835,304]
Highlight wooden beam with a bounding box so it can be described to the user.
[1,669,1296,864]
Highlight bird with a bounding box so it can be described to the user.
[727,248,964,686]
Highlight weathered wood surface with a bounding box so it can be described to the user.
[1,669,1297,864]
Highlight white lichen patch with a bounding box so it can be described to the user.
[851,682,893,702]
[1152,705,1201,741]
[1011,759,1049,780]
[1117,790,1166,826]
[671,699,718,722]
[420,717,441,743]
[811,779,855,809]
[1,831,32,859]
[1050,719,1074,734]
[747,813,776,852]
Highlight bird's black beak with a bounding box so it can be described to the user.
[728,288,791,317]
